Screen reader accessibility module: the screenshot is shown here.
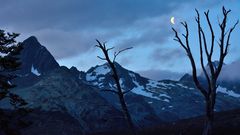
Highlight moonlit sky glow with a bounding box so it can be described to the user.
[0,0,239,80]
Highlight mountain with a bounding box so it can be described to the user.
[83,63,162,125]
[3,36,240,134]
[13,66,128,134]
[219,60,240,88]
[13,36,60,88]
[84,62,240,121]
[181,60,240,94]
[18,36,59,75]
[8,37,129,134]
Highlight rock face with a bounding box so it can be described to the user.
[13,36,60,88]
[14,66,127,134]
[18,36,59,75]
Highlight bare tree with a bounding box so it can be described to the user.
[172,7,238,135]
[95,40,136,135]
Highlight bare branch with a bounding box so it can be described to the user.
[181,22,191,51]
[113,47,133,62]
[200,29,210,57]
[172,28,188,51]
[224,20,239,55]
[196,9,211,91]
[107,47,115,52]
[96,39,102,48]
[97,56,106,61]
[180,21,207,96]
[173,21,208,97]
[215,7,232,79]
[204,10,216,77]
[197,15,211,93]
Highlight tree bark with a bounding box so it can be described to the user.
[203,115,213,135]
[118,93,137,135]
[203,95,215,135]
[110,62,137,135]
[95,40,136,135]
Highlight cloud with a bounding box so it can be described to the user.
[116,15,173,48]
[138,69,184,81]
[150,48,185,64]
[0,0,232,75]
[32,28,122,59]
[0,0,193,31]
[0,0,194,59]
[220,60,240,81]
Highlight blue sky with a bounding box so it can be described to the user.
[0,0,239,80]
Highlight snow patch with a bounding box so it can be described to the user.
[31,65,41,76]
[86,65,111,81]
[148,101,153,104]
[162,99,170,102]
[129,72,136,79]
[176,83,194,89]
[147,80,159,88]
[119,78,124,87]
[92,82,98,86]
[217,86,240,98]
[98,77,105,81]
[0,52,10,57]
[7,81,12,85]
[160,82,176,88]
[146,80,173,90]
[131,80,170,102]
[94,65,111,75]
[159,93,171,99]
[131,80,160,100]
[86,74,96,81]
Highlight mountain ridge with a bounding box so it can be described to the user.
[6,36,240,134]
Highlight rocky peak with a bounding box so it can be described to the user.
[179,73,192,82]
[17,36,59,75]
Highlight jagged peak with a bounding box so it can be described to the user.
[207,60,226,68]
[23,36,41,46]
[70,66,78,71]
[179,73,192,82]
[16,36,59,75]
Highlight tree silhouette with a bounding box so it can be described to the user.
[172,7,238,135]
[0,30,28,135]
[95,40,136,135]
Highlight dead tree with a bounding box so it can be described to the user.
[172,7,238,135]
[95,40,136,135]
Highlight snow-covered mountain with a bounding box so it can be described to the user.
[83,62,240,121]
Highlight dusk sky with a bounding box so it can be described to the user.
[1,0,239,80]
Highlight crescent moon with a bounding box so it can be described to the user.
[170,17,175,25]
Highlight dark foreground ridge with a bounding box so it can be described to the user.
[91,109,240,135]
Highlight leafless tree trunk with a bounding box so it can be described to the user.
[172,7,238,135]
[95,40,136,135]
